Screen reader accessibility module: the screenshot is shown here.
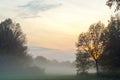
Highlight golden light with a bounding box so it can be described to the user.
[90,40,94,50]
[89,40,102,60]
[91,43,103,60]
[93,52,99,60]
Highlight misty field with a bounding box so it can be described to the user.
[0,0,120,80]
[1,74,120,80]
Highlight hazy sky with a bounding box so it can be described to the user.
[0,0,114,61]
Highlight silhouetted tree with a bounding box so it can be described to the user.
[88,22,104,75]
[35,56,49,64]
[106,0,120,11]
[76,32,93,75]
[99,16,120,73]
[0,18,31,74]
[76,22,104,75]
[76,51,92,74]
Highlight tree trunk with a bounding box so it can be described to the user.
[95,60,99,75]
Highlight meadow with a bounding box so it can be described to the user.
[1,74,120,80]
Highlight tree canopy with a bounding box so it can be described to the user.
[76,32,92,74]
[99,16,120,73]
[106,0,120,11]
[0,18,31,74]
[76,22,105,74]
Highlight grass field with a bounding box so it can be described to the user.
[0,74,120,80]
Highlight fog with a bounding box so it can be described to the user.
[45,66,76,75]
[33,56,76,75]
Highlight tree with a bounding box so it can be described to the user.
[76,51,92,74]
[76,33,92,74]
[88,22,104,75]
[99,16,120,73]
[106,0,120,11]
[76,22,104,75]
[0,18,31,74]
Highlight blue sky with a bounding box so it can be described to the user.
[0,0,114,61]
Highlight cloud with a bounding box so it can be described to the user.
[18,0,62,18]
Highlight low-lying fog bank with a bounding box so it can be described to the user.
[32,56,76,75]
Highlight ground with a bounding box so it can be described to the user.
[0,74,120,80]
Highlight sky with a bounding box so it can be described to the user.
[0,0,114,61]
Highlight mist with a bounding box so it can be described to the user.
[32,56,76,75]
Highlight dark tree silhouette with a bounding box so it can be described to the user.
[75,33,94,75]
[76,22,104,75]
[99,16,120,73]
[0,18,31,74]
[76,50,92,74]
[76,32,91,74]
[88,22,104,75]
[106,0,120,11]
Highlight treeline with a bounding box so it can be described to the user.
[76,15,120,75]
[33,56,76,75]
[75,0,120,75]
[33,56,75,69]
